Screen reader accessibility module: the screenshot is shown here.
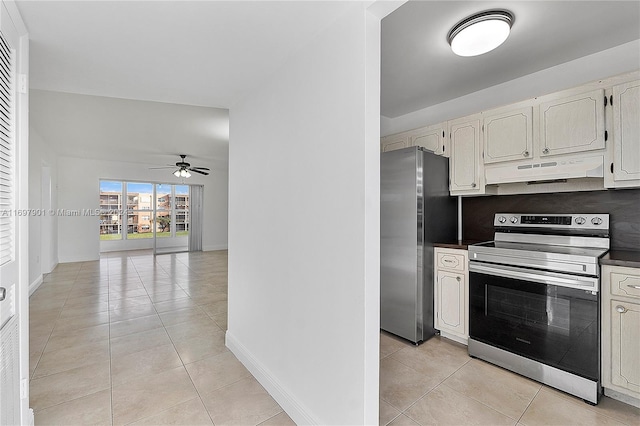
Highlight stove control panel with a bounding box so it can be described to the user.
[493,213,609,230]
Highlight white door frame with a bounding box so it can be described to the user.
[2,1,31,424]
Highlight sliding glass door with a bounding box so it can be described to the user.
[99,180,193,254]
[126,182,154,240]
[153,184,189,254]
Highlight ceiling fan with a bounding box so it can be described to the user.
[150,154,210,178]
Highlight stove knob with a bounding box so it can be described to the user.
[498,216,507,224]
[591,217,603,225]
[510,216,518,224]
[575,216,586,225]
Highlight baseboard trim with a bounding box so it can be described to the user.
[438,330,468,346]
[225,331,319,425]
[26,408,34,426]
[203,244,228,251]
[46,258,59,274]
[29,275,43,296]
[604,387,640,408]
[58,255,100,263]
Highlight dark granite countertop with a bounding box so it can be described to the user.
[433,240,483,251]
[600,250,640,268]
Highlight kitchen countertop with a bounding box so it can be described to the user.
[600,250,640,268]
[433,240,483,250]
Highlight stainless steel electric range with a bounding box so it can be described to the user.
[468,213,610,404]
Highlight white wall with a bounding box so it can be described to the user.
[227,4,381,424]
[29,91,229,263]
[56,156,227,262]
[382,40,640,136]
[28,127,58,289]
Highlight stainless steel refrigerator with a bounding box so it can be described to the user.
[381,146,457,344]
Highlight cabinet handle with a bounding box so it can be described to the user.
[471,182,477,188]
[610,95,613,106]
[0,287,5,302]
[616,305,627,314]
[542,147,550,154]
[523,151,529,157]
[627,284,640,289]
[456,276,461,282]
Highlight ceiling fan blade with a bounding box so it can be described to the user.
[190,166,210,171]
[188,168,209,176]
[148,166,176,169]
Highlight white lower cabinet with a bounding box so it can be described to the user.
[602,265,640,404]
[434,248,468,344]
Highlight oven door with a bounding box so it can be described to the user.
[469,262,599,381]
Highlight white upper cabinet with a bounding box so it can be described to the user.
[408,122,447,156]
[611,80,640,182]
[382,122,448,156]
[539,89,605,157]
[449,115,483,194]
[382,70,638,195]
[380,132,410,152]
[483,105,533,164]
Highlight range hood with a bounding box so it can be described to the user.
[485,154,604,185]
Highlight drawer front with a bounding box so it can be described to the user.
[437,252,466,272]
[611,271,640,300]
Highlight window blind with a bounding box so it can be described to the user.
[0,31,14,266]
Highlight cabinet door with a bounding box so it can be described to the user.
[539,89,605,156]
[612,80,640,181]
[610,300,640,393]
[483,106,533,164]
[449,118,481,192]
[381,133,409,152]
[436,270,465,335]
[409,123,446,155]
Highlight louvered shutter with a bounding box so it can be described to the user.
[0,31,14,266]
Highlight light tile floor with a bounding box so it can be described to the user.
[380,332,640,426]
[29,249,294,426]
[29,249,640,425]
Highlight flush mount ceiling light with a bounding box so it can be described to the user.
[447,10,514,57]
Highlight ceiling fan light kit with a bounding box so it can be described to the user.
[173,169,191,178]
[448,10,514,57]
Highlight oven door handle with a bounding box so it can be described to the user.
[469,262,599,292]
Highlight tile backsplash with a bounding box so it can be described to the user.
[462,189,640,250]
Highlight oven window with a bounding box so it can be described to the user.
[487,286,571,336]
[470,272,599,381]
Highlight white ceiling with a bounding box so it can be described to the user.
[30,89,230,169]
[18,1,355,108]
[18,1,356,165]
[381,1,640,118]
